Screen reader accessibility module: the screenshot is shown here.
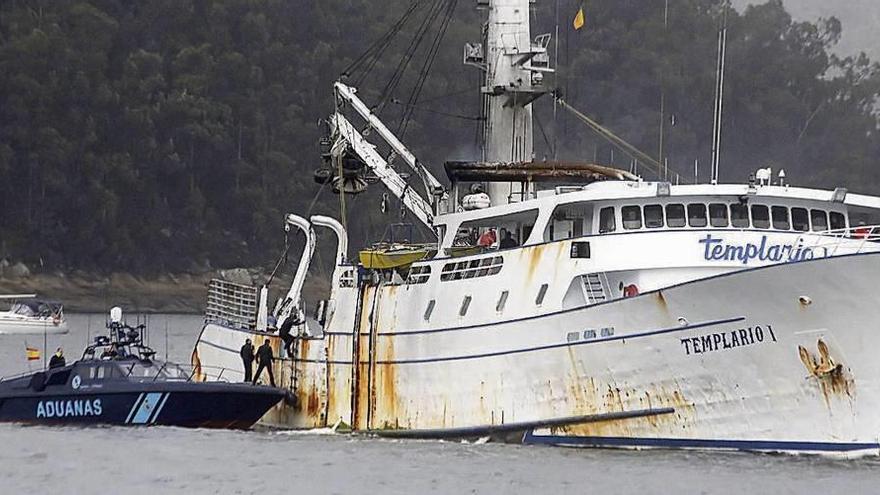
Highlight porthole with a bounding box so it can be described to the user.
[424,300,436,321]
[496,291,509,312]
[459,296,472,317]
[535,284,549,305]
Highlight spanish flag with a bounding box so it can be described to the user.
[573,4,585,30]
[26,346,40,361]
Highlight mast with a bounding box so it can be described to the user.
[467,0,553,205]
[710,3,729,185]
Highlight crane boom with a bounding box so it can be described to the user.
[329,112,436,229]
[333,82,445,199]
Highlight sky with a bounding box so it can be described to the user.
[732,0,880,60]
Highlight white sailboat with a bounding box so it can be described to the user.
[192,0,880,456]
[0,294,68,335]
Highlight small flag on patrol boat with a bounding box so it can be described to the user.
[26,346,40,361]
[573,4,585,30]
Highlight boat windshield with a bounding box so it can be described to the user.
[121,361,190,380]
[10,302,35,316]
[10,301,61,317]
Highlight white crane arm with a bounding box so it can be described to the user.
[330,112,435,229]
[333,82,445,197]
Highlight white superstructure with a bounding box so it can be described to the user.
[193,0,880,456]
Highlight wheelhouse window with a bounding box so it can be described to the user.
[545,202,592,241]
[599,207,616,234]
[791,208,809,232]
[644,205,664,228]
[621,206,642,230]
[730,203,749,228]
[751,205,770,229]
[772,206,790,230]
[666,204,686,228]
[830,211,847,230]
[810,209,828,232]
[687,204,707,228]
[709,203,729,227]
[456,209,538,248]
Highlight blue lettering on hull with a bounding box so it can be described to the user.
[36,399,103,418]
[699,234,826,265]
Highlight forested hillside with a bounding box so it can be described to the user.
[1,0,878,274]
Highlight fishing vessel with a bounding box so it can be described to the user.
[0,294,68,335]
[0,307,285,428]
[193,0,880,455]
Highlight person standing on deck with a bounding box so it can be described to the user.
[252,339,276,387]
[48,348,65,368]
[239,339,254,383]
[478,227,497,247]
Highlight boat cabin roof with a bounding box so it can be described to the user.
[433,181,880,250]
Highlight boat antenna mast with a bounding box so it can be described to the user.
[464,0,554,205]
[710,1,729,185]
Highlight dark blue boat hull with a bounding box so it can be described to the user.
[0,383,285,429]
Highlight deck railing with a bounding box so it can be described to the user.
[806,225,880,256]
[204,278,259,330]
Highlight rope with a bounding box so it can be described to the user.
[534,109,555,158]
[342,0,424,84]
[265,179,329,287]
[398,0,459,137]
[376,0,446,114]
[388,98,481,121]
[555,95,689,184]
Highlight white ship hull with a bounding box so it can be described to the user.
[0,317,68,335]
[194,251,880,455]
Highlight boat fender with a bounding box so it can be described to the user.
[283,390,298,407]
[29,372,47,392]
[623,284,640,298]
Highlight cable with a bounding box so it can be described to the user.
[534,109,555,158]
[376,0,447,115]
[342,0,423,83]
[398,0,459,138]
[555,95,689,184]
[388,99,481,121]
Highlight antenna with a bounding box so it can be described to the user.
[710,3,729,185]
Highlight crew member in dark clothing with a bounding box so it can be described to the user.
[252,339,276,387]
[239,339,255,383]
[48,348,65,368]
[278,318,295,358]
[499,230,518,249]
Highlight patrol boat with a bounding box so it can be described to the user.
[193,0,880,455]
[0,308,286,428]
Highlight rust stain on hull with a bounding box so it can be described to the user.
[560,376,696,438]
[373,336,399,430]
[798,338,855,406]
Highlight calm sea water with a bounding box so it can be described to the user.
[0,314,878,494]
